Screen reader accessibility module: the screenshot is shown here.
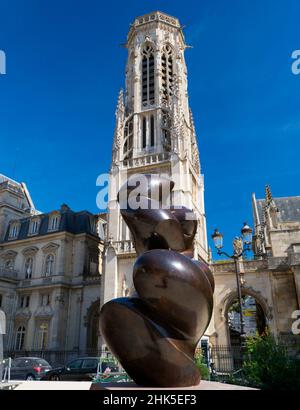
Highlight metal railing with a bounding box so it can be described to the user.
[121,152,171,169]
[208,345,243,374]
[4,342,299,384]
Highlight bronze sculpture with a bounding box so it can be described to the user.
[100,175,214,387]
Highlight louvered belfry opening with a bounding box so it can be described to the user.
[162,45,174,102]
[142,45,155,107]
[161,109,171,152]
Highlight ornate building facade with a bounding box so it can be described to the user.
[212,186,300,347]
[102,12,209,311]
[0,175,104,360]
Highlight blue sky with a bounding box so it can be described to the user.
[0,0,299,256]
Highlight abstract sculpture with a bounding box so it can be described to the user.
[100,175,214,387]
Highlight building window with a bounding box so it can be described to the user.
[123,116,134,161]
[150,115,155,146]
[48,214,60,231]
[45,254,54,276]
[88,252,98,276]
[8,222,19,239]
[35,323,48,350]
[161,45,174,101]
[90,217,97,234]
[41,294,50,307]
[24,257,33,279]
[142,45,155,107]
[29,219,39,235]
[161,110,171,152]
[19,295,30,308]
[15,326,26,350]
[142,117,147,148]
[141,115,155,149]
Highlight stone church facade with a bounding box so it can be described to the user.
[212,186,300,347]
[0,174,105,359]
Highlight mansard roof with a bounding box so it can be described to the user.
[256,196,300,224]
[2,205,99,242]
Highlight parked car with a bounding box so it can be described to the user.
[9,357,52,380]
[41,357,118,381]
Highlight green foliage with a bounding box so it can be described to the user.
[194,350,210,381]
[243,332,300,390]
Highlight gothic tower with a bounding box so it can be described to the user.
[102,11,208,304]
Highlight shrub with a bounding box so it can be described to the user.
[243,332,300,390]
[194,350,210,380]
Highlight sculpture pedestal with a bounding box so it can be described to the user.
[91,381,257,390]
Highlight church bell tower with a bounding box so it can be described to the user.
[102,11,208,303]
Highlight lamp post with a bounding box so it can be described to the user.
[211,223,253,349]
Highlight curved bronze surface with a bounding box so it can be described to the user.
[100,174,214,387]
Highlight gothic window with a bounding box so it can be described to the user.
[142,45,155,107]
[123,116,134,161]
[150,115,155,146]
[142,117,147,148]
[24,257,33,279]
[161,110,171,152]
[161,45,174,101]
[45,254,54,276]
[35,322,48,349]
[15,326,26,350]
[48,214,60,231]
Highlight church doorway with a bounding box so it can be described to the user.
[227,294,266,346]
[86,300,100,352]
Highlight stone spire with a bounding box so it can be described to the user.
[265,184,273,205]
[116,88,124,116]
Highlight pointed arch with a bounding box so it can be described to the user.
[141,43,155,107]
[161,44,174,101]
[123,115,134,161]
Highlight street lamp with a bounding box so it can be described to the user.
[211,223,253,350]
